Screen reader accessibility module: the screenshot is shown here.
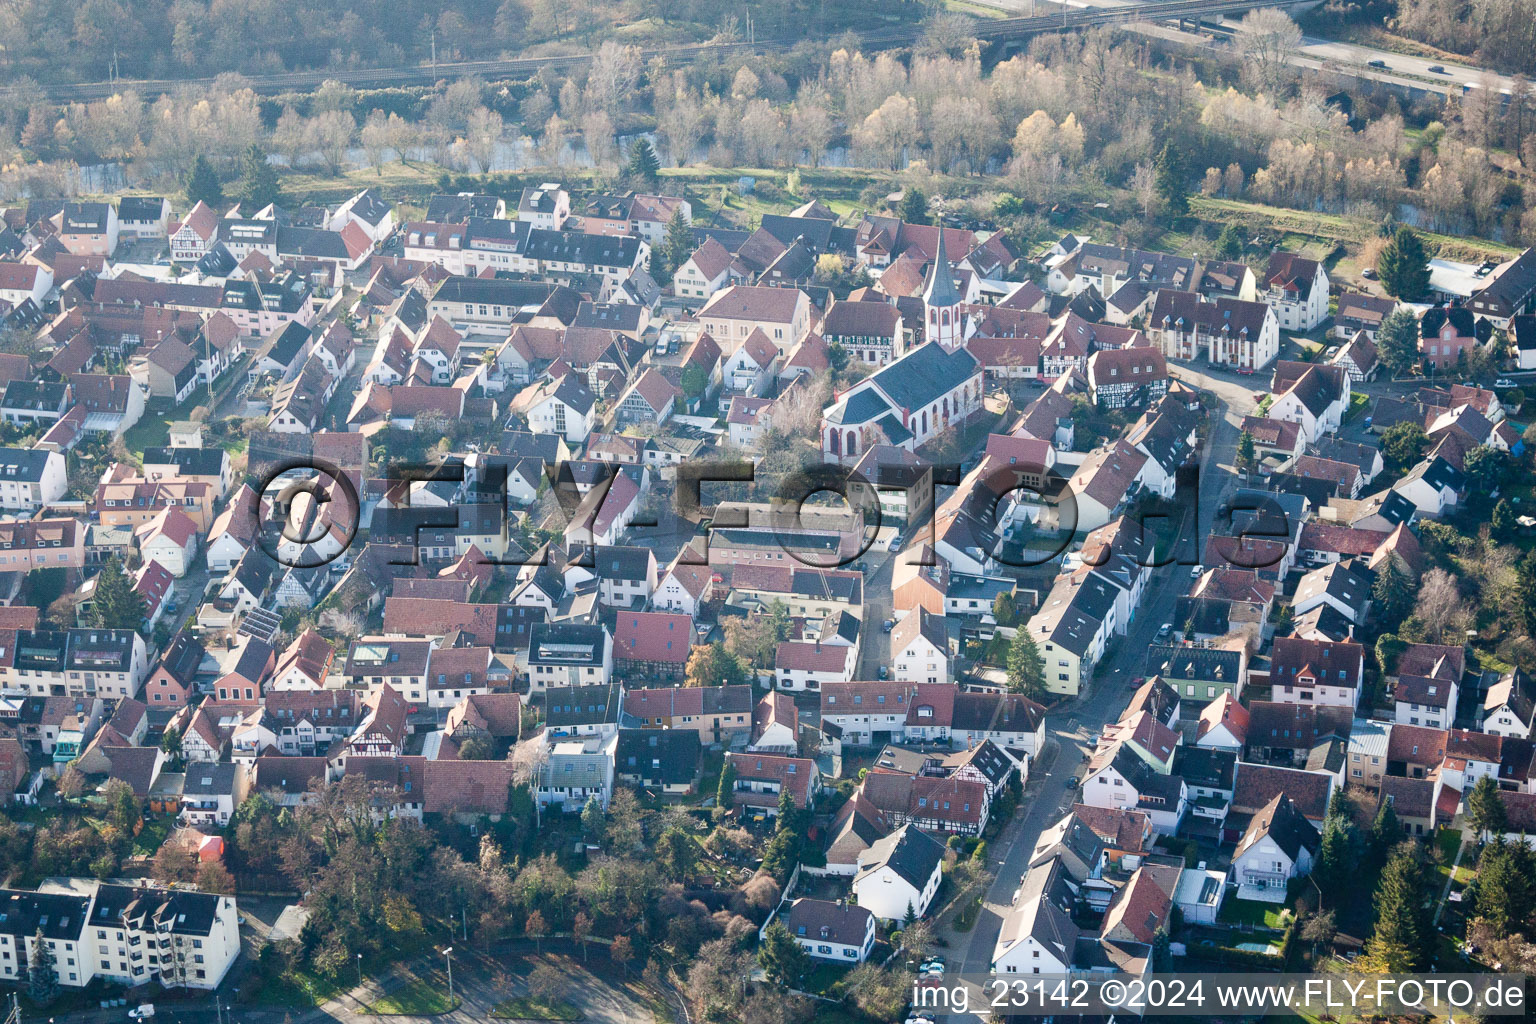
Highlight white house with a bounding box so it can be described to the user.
[782,899,876,963]
[1081,747,1187,834]
[892,607,950,686]
[1230,793,1319,903]
[1262,253,1330,332]
[0,882,240,992]
[1483,668,1536,739]
[0,447,66,510]
[524,375,596,444]
[851,824,945,923]
[774,640,856,692]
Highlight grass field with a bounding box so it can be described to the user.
[365,979,461,1015]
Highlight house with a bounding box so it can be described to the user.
[1394,672,1458,729]
[1262,252,1329,331]
[860,769,990,835]
[544,682,622,739]
[614,729,701,794]
[170,201,220,262]
[822,299,904,366]
[56,201,119,256]
[143,632,205,709]
[724,751,821,819]
[1148,292,1280,371]
[180,763,249,828]
[990,859,1080,975]
[1468,246,1536,326]
[536,734,618,810]
[134,507,200,578]
[623,685,754,744]
[774,640,856,692]
[1334,292,1396,341]
[1080,747,1188,834]
[1085,348,1169,410]
[117,195,171,240]
[783,899,876,962]
[1419,305,1479,371]
[1484,668,1536,739]
[891,608,949,686]
[1196,692,1250,752]
[673,237,738,302]
[615,368,678,427]
[749,693,800,754]
[1230,793,1319,902]
[821,681,912,748]
[1268,362,1350,441]
[0,516,84,571]
[1144,641,1246,705]
[1269,636,1365,708]
[1378,775,1445,837]
[1392,456,1462,517]
[522,374,596,444]
[0,447,66,510]
[851,823,945,923]
[697,285,811,357]
[612,611,691,683]
[1292,560,1372,625]
[0,881,240,991]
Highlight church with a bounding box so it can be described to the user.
[822,232,985,465]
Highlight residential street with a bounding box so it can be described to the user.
[930,375,1249,1007]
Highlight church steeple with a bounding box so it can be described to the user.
[922,223,964,351]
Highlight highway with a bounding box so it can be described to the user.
[980,0,1518,97]
[0,0,1299,102]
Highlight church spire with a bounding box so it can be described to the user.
[921,224,962,309]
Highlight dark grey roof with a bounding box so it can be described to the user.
[183,762,240,796]
[431,193,505,220]
[615,728,701,786]
[143,446,227,478]
[1145,644,1243,687]
[529,623,607,666]
[0,889,92,939]
[433,275,556,308]
[855,822,945,890]
[523,227,639,268]
[545,681,621,726]
[117,196,167,221]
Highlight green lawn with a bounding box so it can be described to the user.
[1218,896,1292,929]
[1344,391,1371,423]
[364,979,461,1016]
[491,996,581,1020]
[130,814,175,856]
[1434,828,1472,885]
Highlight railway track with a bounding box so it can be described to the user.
[0,0,1297,103]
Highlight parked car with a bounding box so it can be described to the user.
[888,531,904,551]
[1496,378,1517,389]
[1361,267,1377,279]
[1190,564,1204,579]
[882,618,895,632]
[1156,622,1173,641]
[878,665,889,679]
[1067,776,1080,788]
[128,1007,155,1020]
